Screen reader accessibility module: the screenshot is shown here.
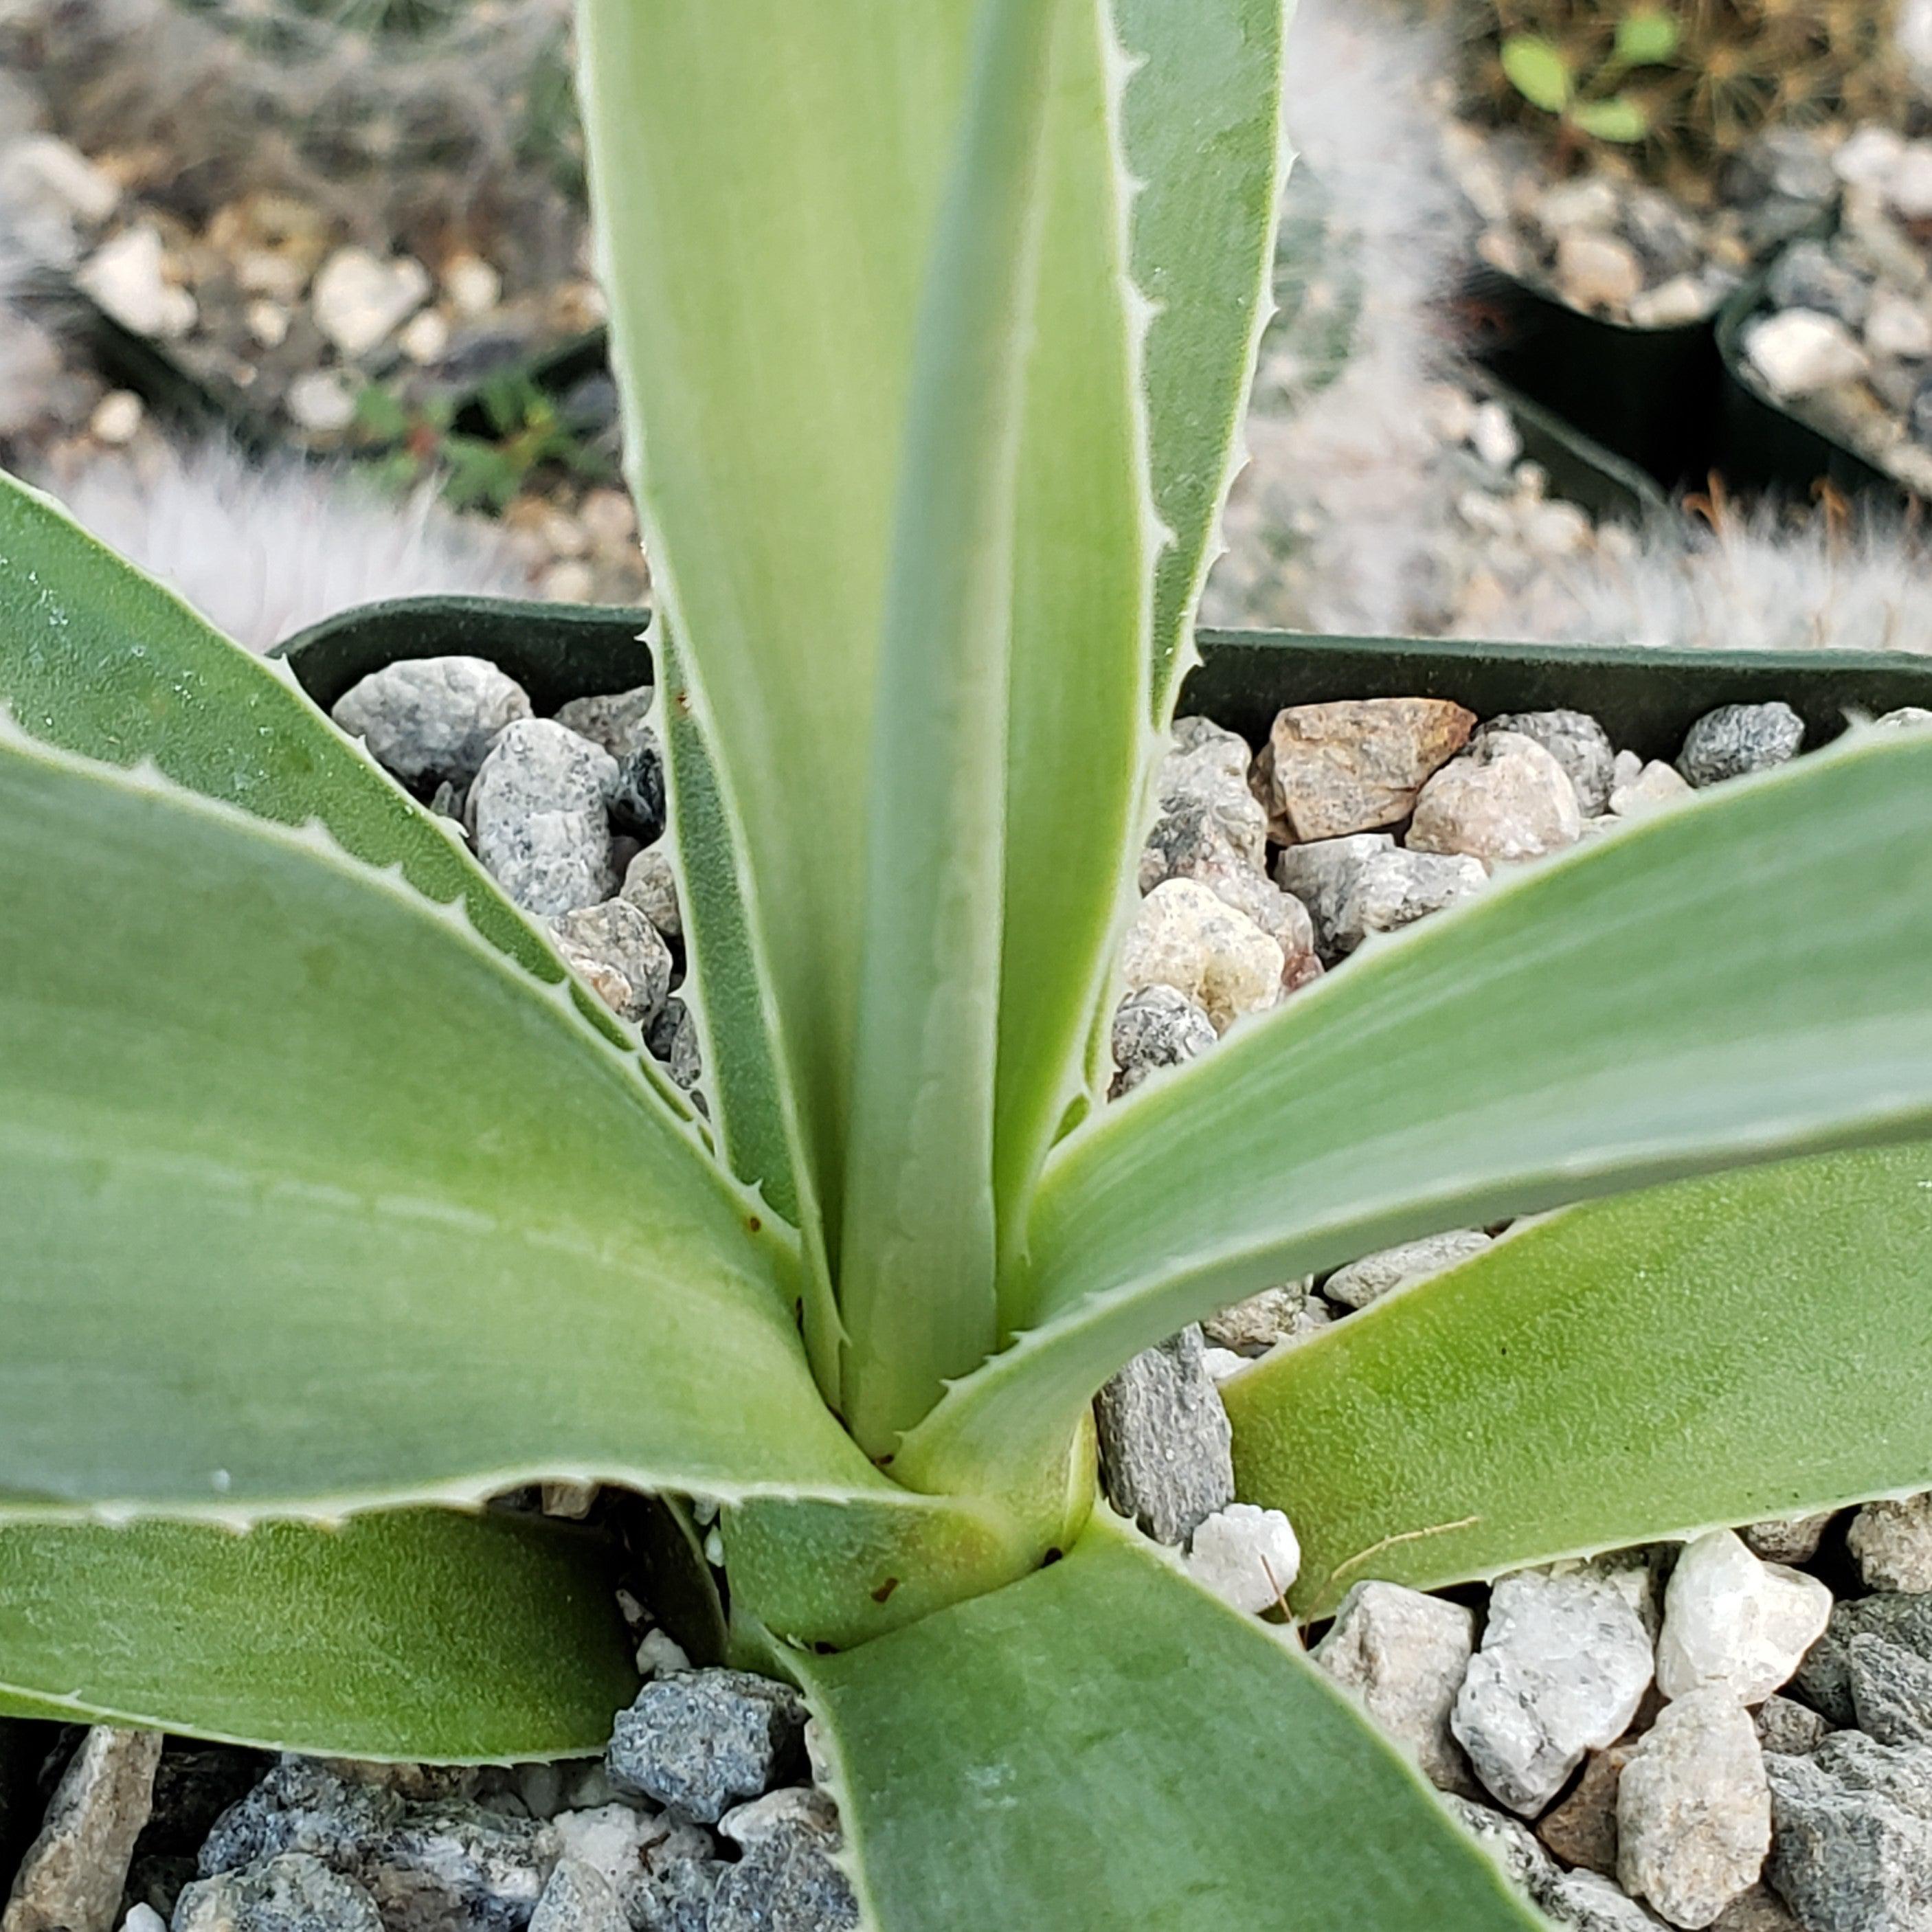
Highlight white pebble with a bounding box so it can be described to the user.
[1119,877,1284,1033]
[1200,1346,1248,1383]
[1184,1503,1301,1615]
[1744,311,1869,402]
[78,225,195,339]
[121,1909,166,1932]
[1656,1529,1832,1705]
[636,1628,692,1677]
[312,245,431,359]
[287,370,358,435]
[88,390,143,446]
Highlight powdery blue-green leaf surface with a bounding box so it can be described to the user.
[0,1512,638,1759]
[799,1512,1542,1932]
[835,0,1070,1452]
[907,733,1932,1496]
[0,726,890,1516]
[1228,1142,1932,1616]
[579,0,998,1215]
[989,0,1151,1290]
[655,629,840,1396]
[0,470,561,988]
[1113,0,1292,712]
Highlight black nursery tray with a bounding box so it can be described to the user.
[280,597,1932,761]
[1466,267,1725,496]
[1713,249,1913,509]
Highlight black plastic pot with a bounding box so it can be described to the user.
[280,596,1932,762]
[1714,254,1913,506]
[1466,267,1725,495]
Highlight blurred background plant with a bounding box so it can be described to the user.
[1468,0,1911,184]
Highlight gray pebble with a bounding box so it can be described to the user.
[1313,1581,1479,1795]
[550,899,673,1027]
[528,1858,622,1932]
[608,734,666,845]
[1849,1630,1932,1747]
[1139,717,1270,893]
[1201,1280,1323,1356]
[1093,1325,1235,1547]
[1755,1696,1831,1757]
[1452,1569,1656,1816]
[1850,1494,1932,1592]
[1766,240,1872,328]
[1109,985,1218,1097]
[1766,1732,1932,1932]
[1546,1870,1671,1932]
[1793,1593,1932,1726]
[1442,1797,1665,1931]
[636,1820,721,1932]
[710,1789,859,1932]
[197,1761,554,1932]
[1709,1885,1801,1932]
[621,846,682,941]
[1273,832,1395,960]
[1742,1514,1833,1566]
[1325,1230,1493,1311]
[1327,846,1487,957]
[607,1672,807,1823]
[469,719,620,917]
[332,656,532,787]
[4,1727,161,1932]
[648,996,704,1093]
[553,687,655,761]
[1475,710,1617,815]
[173,1852,384,1932]
[1676,705,1804,789]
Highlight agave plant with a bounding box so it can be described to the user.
[5,2,1932,1925]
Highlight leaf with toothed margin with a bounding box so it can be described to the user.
[0,725,895,1518]
[989,0,1152,1312]
[902,732,1932,1503]
[795,1509,1542,1932]
[655,626,842,1400]
[1228,1142,1932,1618]
[1112,0,1292,716]
[0,469,585,1000]
[0,1511,639,1760]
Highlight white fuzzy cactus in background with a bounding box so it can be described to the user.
[1505,503,1932,656]
[1206,0,1477,638]
[43,439,530,651]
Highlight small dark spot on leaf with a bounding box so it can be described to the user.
[873,1452,894,1468]
[870,1577,899,1603]
[1042,1547,1064,1566]
[811,1641,837,1654]
[748,1215,762,1234]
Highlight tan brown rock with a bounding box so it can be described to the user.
[1539,1744,1630,1877]
[4,1729,162,1932]
[1408,732,1583,867]
[1253,699,1475,842]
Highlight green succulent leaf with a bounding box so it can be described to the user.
[1613,7,1680,67]
[579,0,1002,1222]
[655,627,842,1399]
[908,733,1932,1497]
[0,1512,638,1760]
[1571,96,1652,142]
[836,0,1071,1452]
[1501,34,1575,113]
[798,1510,1542,1932]
[0,471,558,993]
[1114,0,1292,714]
[1230,1141,1932,1616]
[0,726,890,1516]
